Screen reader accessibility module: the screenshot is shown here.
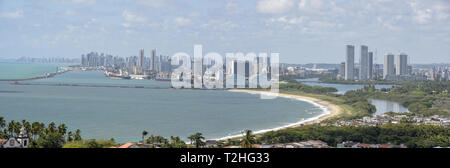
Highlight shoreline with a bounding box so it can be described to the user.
[214,89,342,141]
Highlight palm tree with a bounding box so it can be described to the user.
[22,120,31,137]
[142,130,148,144]
[58,124,67,135]
[67,131,73,142]
[31,122,41,140]
[13,121,22,136]
[170,136,185,148]
[47,122,56,134]
[0,117,5,130]
[7,120,15,137]
[188,132,205,148]
[74,129,82,141]
[241,130,256,148]
[0,117,5,138]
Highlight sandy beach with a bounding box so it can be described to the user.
[215,89,342,140]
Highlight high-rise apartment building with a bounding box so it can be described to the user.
[396,53,408,76]
[384,53,395,80]
[345,45,355,80]
[368,52,373,80]
[151,49,156,71]
[139,48,144,68]
[359,45,369,81]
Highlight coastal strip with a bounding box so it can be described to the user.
[0,69,71,82]
[214,89,342,141]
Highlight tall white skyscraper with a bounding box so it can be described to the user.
[368,52,373,80]
[384,53,395,80]
[359,45,369,81]
[151,49,156,71]
[138,48,144,68]
[345,45,355,80]
[396,53,408,76]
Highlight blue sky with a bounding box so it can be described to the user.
[0,0,449,64]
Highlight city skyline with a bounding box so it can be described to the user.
[1,0,450,64]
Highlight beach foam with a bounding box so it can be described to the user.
[213,90,332,141]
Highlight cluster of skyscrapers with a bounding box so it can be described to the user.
[80,49,172,76]
[17,56,79,64]
[341,45,410,81]
[383,53,409,80]
[342,45,375,81]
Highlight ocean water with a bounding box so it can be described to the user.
[0,70,324,142]
[0,62,73,80]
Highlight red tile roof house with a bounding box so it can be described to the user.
[110,142,139,148]
[379,144,393,148]
[0,139,7,148]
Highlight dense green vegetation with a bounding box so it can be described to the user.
[63,139,117,148]
[351,81,450,116]
[241,130,256,148]
[258,124,450,148]
[279,82,376,120]
[280,81,338,94]
[280,73,335,81]
[144,134,188,148]
[0,117,82,148]
[188,132,205,148]
[316,74,411,85]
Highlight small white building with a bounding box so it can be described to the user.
[2,127,29,148]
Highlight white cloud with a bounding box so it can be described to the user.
[71,0,95,4]
[267,16,305,26]
[137,0,168,8]
[173,17,191,26]
[122,10,147,28]
[0,10,24,19]
[201,20,238,31]
[66,25,79,32]
[122,11,146,23]
[226,0,242,15]
[410,2,432,24]
[300,0,323,9]
[65,10,76,16]
[257,0,295,14]
[413,9,432,24]
[54,0,96,5]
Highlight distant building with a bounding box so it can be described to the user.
[1,127,29,148]
[359,45,369,81]
[396,53,408,76]
[139,48,144,68]
[368,52,373,80]
[345,45,355,80]
[384,53,395,80]
[151,49,156,71]
[338,62,345,79]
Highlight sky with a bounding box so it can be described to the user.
[0,0,449,64]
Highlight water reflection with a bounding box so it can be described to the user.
[296,78,394,95]
[295,78,409,115]
[368,99,409,115]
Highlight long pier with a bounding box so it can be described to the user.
[0,69,71,82]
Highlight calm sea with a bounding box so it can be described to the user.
[0,62,73,80]
[0,64,324,142]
